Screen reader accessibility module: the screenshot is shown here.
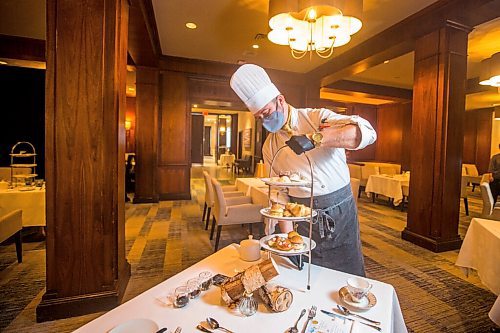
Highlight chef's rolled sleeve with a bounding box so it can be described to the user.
[349,115,377,150]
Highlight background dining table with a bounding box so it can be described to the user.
[73,245,408,333]
[365,174,410,206]
[456,217,500,326]
[0,187,45,226]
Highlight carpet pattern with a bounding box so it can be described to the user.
[0,165,497,332]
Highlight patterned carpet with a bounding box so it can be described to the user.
[0,165,497,332]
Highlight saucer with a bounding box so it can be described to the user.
[339,286,377,311]
[109,318,159,333]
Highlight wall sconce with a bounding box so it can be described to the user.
[219,126,226,134]
[125,120,132,131]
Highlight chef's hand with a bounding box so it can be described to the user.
[285,135,314,155]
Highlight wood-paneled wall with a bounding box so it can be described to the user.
[463,108,493,174]
[347,104,377,161]
[375,102,412,170]
[155,56,306,199]
[126,97,136,153]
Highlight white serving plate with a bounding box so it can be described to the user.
[109,318,159,333]
[260,233,316,257]
[260,207,317,221]
[260,177,311,187]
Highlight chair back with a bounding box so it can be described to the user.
[211,178,227,218]
[350,178,360,204]
[464,164,479,177]
[348,164,362,180]
[480,182,494,216]
[0,209,22,243]
[461,165,467,176]
[361,165,379,180]
[379,165,398,175]
[203,171,215,207]
[402,185,409,197]
[460,176,468,198]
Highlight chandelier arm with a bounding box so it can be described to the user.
[315,36,336,59]
[291,47,308,60]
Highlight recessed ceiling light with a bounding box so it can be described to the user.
[0,61,7,65]
[193,104,198,108]
[252,44,259,49]
[128,87,135,91]
[186,22,197,29]
[384,60,390,64]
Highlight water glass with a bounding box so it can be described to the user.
[174,286,190,308]
[199,271,213,291]
[187,278,201,299]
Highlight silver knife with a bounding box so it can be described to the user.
[320,310,381,332]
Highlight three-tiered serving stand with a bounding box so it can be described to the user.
[259,145,316,290]
[10,141,38,187]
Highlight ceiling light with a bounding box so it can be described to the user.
[479,52,500,87]
[193,104,198,108]
[0,60,7,65]
[252,44,259,49]
[268,0,363,60]
[186,22,197,29]
[128,87,135,91]
[384,60,389,64]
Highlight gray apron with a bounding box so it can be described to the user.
[290,184,365,277]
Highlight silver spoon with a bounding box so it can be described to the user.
[206,317,234,333]
[288,309,306,333]
[337,305,380,325]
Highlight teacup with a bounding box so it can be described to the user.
[346,277,372,303]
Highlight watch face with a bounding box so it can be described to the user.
[312,132,323,143]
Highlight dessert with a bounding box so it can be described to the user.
[269,203,284,217]
[276,238,293,251]
[289,173,302,182]
[288,230,300,238]
[276,175,291,183]
[289,235,304,250]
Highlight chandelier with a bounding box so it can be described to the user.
[479,52,500,87]
[267,0,363,59]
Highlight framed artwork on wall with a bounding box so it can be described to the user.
[243,128,252,149]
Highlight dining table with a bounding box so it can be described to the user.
[455,217,500,326]
[74,245,408,333]
[219,154,235,168]
[0,187,45,226]
[365,174,410,206]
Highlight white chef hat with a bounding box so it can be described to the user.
[230,64,281,113]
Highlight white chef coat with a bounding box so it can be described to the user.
[262,106,377,198]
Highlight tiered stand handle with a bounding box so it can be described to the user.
[267,145,314,290]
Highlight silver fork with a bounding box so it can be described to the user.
[301,306,317,333]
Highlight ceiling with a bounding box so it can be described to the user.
[152,0,438,73]
[1,0,499,109]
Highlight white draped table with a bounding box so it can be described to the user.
[74,245,407,333]
[365,174,409,206]
[0,188,45,226]
[456,218,500,325]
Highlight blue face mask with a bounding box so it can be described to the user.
[262,101,285,133]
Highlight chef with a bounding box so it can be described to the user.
[230,64,376,276]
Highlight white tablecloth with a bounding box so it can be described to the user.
[0,188,45,226]
[365,174,410,206]
[74,245,407,333]
[219,154,235,167]
[456,218,500,325]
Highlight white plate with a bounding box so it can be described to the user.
[338,286,377,311]
[260,177,311,187]
[260,233,316,256]
[109,318,159,333]
[260,207,317,220]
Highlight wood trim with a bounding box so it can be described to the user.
[401,229,462,252]
[325,80,412,101]
[307,0,500,86]
[137,0,161,57]
[0,34,45,62]
[159,193,192,201]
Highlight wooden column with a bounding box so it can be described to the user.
[133,67,159,203]
[37,0,130,321]
[402,21,471,252]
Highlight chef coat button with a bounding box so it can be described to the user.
[321,185,325,188]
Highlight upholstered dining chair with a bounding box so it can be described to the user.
[0,209,23,263]
[359,165,379,197]
[479,182,500,220]
[460,176,469,216]
[202,171,244,230]
[210,178,263,251]
[350,178,360,204]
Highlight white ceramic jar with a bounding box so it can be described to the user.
[239,235,261,261]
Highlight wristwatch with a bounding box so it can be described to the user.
[310,132,324,148]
